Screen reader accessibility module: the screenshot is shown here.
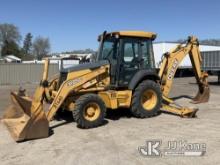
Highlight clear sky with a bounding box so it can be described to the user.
[0,0,220,52]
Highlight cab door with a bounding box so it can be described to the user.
[118,38,141,86]
[117,38,155,87]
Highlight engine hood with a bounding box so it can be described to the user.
[61,60,109,73]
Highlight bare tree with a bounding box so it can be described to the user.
[33,36,50,60]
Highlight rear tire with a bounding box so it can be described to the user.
[72,94,106,128]
[131,80,162,118]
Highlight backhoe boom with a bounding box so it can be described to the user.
[159,36,209,103]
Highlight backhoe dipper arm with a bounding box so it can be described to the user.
[158,36,209,103]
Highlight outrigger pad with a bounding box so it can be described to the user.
[182,108,198,118]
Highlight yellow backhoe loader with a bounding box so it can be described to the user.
[2,31,209,142]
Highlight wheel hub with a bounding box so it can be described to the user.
[141,89,157,110]
[84,103,101,121]
[87,107,95,116]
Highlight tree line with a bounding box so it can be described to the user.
[2,23,219,61]
[199,39,220,46]
[62,48,96,54]
[177,38,220,46]
[0,23,50,60]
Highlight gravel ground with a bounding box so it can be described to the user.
[0,76,219,165]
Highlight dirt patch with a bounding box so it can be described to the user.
[0,76,219,165]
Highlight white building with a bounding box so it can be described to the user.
[4,55,22,63]
[153,42,220,68]
[22,53,93,70]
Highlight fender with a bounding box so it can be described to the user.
[128,69,160,90]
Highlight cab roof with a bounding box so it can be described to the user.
[107,31,157,39]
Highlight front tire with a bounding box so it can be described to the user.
[72,94,106,128]
[131,80,162,118]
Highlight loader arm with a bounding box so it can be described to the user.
[158,36,209,103]
[46,65,108,121]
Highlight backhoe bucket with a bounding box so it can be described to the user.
[191,86,210,104]
[2,91,49,142]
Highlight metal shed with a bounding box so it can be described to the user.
[201,51,220,83]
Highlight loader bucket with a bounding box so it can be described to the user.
[2,91,49,142]
[191,86,210,104]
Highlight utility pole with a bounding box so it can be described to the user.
[0,32,3,59]
[0,41,2,59]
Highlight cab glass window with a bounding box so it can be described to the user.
[98,37,118,60]
[123,39,139,62]
[141,40,155,68]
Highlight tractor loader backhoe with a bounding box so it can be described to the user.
[2,31,210,142]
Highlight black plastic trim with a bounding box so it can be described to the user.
[128,69,160,90]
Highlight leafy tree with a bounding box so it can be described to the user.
[0,23,22,57]
[23,33,33,56]
[33,36,50,60]
[0,23,21,43]
[1,40,22,58]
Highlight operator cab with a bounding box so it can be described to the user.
[97,31,157,87]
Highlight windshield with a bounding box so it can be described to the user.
[98,37,118,60]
